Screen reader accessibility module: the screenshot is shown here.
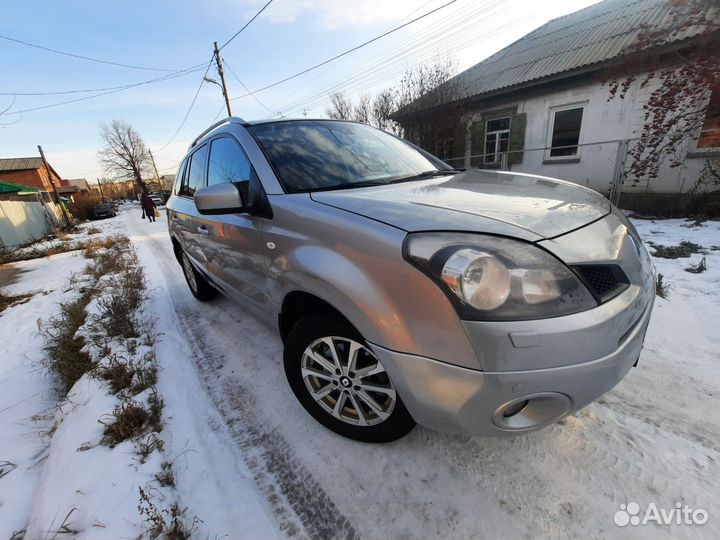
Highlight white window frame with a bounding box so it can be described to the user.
[545,102,587,161]
[484,117,511,164]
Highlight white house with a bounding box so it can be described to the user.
[396,0,719,203]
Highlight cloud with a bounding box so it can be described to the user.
[244,0,437,29]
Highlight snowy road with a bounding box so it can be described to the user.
[125,209,720,540]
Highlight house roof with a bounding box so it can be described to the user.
[0,156,62,179]
[0,157,44,172]
[0,180,42,194]
[414,0,699,107]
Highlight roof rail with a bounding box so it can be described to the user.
[189,116,247,149]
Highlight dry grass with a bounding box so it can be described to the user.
[0,291,35,314]
[38,291,94,393]
[0,234,127,265]
[155,461,175,488]
[139,487,201,540]
[101,401,150,447]
[96,355,157,396]
[656,273,671,299]
[684,256,708,274]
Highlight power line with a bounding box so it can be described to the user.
[0,32,197,72]
[223,60,274,115]
[0,67,205,117]
[230,0,458,100]
[153,57,215,153]
[0,66,208,97]
[219,0,274,50]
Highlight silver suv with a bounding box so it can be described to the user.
[167,118,654,443]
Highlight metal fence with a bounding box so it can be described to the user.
[0,198,64,249]
[443,139,644,206]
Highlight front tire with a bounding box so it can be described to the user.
[180,251,218,302]
[284,313,415,443]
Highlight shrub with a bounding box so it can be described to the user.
[38,291,94,393]
[648,241,705,259]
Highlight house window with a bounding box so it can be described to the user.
[484,117,510,163]
[549,106,584,157]
[698,90,720,148]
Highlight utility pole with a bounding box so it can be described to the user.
[148,149,162,191]
[213,41,233,117]
[38,145,72,228]
[96,177,105,201]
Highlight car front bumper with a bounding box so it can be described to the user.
[369,295,653,437]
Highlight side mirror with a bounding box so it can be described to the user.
[194,180,250,215]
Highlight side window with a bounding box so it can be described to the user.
[208,137,254,185]
[173,159,187,195]
[549,106,584,157]
[179,144,209,197]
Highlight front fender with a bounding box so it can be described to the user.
[268,245,415,350]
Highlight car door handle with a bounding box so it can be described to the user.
[197,226,209,235]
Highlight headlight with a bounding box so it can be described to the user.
[403,233,596,321]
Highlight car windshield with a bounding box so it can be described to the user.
[248,120,451,193]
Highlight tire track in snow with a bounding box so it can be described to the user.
[173,306,358,540]
[138,224,358,540]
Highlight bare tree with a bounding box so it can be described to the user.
[325,92,354,120]
[391,56,461,157]
[353,93,372,124]
[605,0,720,189]
[371,88,400,134]
[98,120,152,193]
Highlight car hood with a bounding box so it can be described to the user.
[310,169,611,241]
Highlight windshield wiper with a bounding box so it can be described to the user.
[387,169,459,184]
[306,180,388,193]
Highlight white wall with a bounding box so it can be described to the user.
[461,75,711,195]
[0,199,63,249]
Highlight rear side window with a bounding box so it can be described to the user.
[208,137,255,185]
[173,159,187,195]
[179,144,208,197]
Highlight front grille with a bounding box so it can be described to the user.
[572,264,629,302]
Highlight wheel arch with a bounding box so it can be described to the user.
[278,290,352,343]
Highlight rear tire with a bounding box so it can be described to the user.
[284,313,415,443]
[180,251,218,302]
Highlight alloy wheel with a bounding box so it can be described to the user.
[182,253,198,293]
[301,336,396,426]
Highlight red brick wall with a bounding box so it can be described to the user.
[0,165,59,192]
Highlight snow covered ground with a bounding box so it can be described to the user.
[1,208,719,539]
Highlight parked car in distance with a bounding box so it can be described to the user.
[167,118,655,443]
[92,202,117,219]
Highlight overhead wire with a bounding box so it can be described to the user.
[153,58,215,153]
[0,32,198,72]
[0,67,205,117]
[223,60,274,115]
[229,0,459,100]
[218,0,274,50]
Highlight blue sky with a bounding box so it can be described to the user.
[0,0,601,181]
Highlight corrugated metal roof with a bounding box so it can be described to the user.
[446,0,680,102]
[0,157,44,172]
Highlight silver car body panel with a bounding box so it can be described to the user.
[311,169,611,239]
[167,120,655,437]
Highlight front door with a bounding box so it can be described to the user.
[172,143,212,271]
[201,135,270,308]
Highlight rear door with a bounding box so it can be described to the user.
[201,135,270,307]
[171,144,212,270]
